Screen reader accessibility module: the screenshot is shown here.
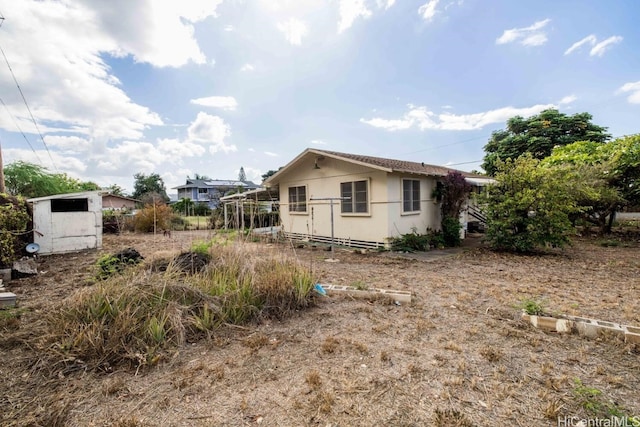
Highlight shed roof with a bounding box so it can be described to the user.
[27,191,102,203]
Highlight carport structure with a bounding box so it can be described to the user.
[219,187,279,230]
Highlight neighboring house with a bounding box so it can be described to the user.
[28,191,102,255]
[173,179,260,209]
[101,193,139,211]
[264,148,492,249]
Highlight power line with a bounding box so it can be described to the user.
[0,40,58,171]
[401,134,490,156]
[446,159,482,166]
[0,96,44,164]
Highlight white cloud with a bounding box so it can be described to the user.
[241,63,255,72]
[564,34,623,57]
[361,103,556,131]
[264,151,279,157]
[496,19,550,46]
[590,36,623,57]
[360,117,414,131]
[0,0,188,147]
[521,33,548,47]
[277,18,309,45]
[564,34,597,55]
[43,135,92,153]
[418,0,440,21]
[310,139,327,145]
[558,95,577,105]
[190,96,238,110]
[224,25,234,32]
[187,112,237,153]
[88,0,223,68]
[337,0,372,33]
[4,148,88,176]
[157,137,206,159]
[617,81,640,104]
[378,0,396,9]
[103,140,168,173]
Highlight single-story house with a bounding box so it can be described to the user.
[173,179,260,209]
[264,148,492,248]
[28,191,103,255]
[101,193,139,211]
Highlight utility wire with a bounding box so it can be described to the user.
[0,41,58,171]
[401,134,490,155]
[0,96,44,164]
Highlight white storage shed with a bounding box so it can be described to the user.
[27,191,103,255]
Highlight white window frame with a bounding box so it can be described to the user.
[340,179,370,215]
[402,178,421,214]
[288,185,308,214]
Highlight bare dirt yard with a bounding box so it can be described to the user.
[1,230,639,426]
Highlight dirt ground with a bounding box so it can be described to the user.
[1,230,639,426]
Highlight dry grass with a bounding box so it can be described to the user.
[1,232,639,426]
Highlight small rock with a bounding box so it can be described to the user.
[12,257,38,279]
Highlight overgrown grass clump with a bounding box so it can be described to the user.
[45,245,316,370]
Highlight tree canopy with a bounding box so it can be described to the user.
[541,134,640,231]
[103,184,127,197]
[4,161,98,198]
[132,173,169,202]
[238,166,247,182]
[261,168,281,182]
[482,109,610,176]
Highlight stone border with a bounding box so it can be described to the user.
[320,284,412,303]
[522,312,640,344]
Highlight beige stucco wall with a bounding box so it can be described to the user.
[276,156,442,245]
[385,173,441,240]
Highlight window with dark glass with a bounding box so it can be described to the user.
[402,179,420,212]
[51,198,89,212]
[288,186,307,212]
[341,180,368,213]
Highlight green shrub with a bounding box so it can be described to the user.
[518,297,545,315]
[441,215,462,247]
[391,228,445,252]
[480,156,576,253]
[0,194,31,267]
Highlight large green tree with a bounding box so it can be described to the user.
[482,109,610,176]
[4,161,97,198]
[132,173,169,202]
[480,155,577,252]
[542,134,640,232]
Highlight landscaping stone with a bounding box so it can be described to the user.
[0,292,17,308]
[0,269,11,283]
[522,312,638,344]
[12,257,38,279]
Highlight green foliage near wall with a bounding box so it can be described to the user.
[0,194,31,267]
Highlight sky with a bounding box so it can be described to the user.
[0,0,639,195]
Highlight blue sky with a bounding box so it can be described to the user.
[0,0,639,194]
